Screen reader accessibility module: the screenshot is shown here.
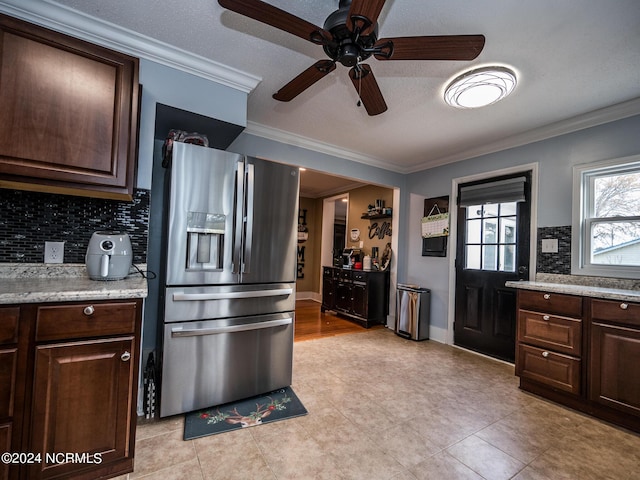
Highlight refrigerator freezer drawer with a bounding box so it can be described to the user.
[164,284,296,322]
[160,312,294,417]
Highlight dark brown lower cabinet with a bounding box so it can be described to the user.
[28,338,136,479]
[589,299,640,418]
[2,299,142,480]
[515,291,640,434]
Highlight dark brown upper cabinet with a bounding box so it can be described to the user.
[0,14,140,200]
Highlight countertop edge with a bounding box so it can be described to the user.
[0,264,149,304]
[505,280,640,302]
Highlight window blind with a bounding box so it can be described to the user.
[459,176,527,206]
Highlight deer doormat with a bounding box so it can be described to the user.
[183,387,307,440]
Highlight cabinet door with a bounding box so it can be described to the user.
[322,278,335,310]
[352,284,368,318]
[0,14,139,200]
[335,283,352,312]
[29,337,135,479]
[590,322,640,417]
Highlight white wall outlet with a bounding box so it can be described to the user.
[44,241,65,263]
[541,238,559,253]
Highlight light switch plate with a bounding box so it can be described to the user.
[541,238,558,253]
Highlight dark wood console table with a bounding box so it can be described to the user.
[321,266,389,328]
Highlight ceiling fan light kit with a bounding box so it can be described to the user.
[218,0,486,116]
[444,66,517,109]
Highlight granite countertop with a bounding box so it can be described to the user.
[506,273,640,303]
[0,264,148,304]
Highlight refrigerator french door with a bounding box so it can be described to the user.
[160,142,299,417]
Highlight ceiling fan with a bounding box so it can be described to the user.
[218,0,485,115]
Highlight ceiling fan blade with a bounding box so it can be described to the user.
[374,35,485,61]
[273,60,336,102]
[218,0,333,45]
[349,64,387,116]
[346,0,386,36]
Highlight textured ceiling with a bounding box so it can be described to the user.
[29,0,640,177]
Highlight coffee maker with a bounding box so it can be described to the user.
[341,248,361,268]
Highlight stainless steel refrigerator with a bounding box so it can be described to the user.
[159,142,299,417]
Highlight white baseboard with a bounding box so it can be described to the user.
[296,291,321,302]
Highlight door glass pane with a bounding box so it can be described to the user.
[500,217,517,243]
[500,202,517,216]
[466,245,481,269]
[483,218,498,243]
[463,200,522,271]
[467,205,483,219]
[483,245,497,270]
[500,245,516,272]
[483,204,499,217]
[466,219,482,243]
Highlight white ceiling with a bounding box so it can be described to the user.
[18,0,640,177]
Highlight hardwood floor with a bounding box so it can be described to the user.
[294,299,383,342]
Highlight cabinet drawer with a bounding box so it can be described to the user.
[591,299,640,328]
[518,290,582,317]
[0,307,19,345]
[352,271,368,283]
[517,343,581,395]
[36,301,137,341]
[518,310,582,356]
[323,267,335,278]
[338,270,352,281]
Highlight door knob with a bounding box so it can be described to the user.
[121,351,131,362]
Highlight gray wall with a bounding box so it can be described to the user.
[402,114,640,341]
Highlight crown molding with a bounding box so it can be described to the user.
[243,121,404,173]
[243,97,640,175]
[0,0,261,94]
[407,97,640,173]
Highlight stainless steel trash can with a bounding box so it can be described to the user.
[395,284,430,341]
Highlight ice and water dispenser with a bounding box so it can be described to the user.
[186,211,225,270]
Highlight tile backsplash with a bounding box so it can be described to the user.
[0,188,149,264]
[537,226,572,275]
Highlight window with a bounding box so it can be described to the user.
[463,202,518,272]
[572,155,640,279]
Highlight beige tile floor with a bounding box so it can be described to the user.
[119,328,640,480]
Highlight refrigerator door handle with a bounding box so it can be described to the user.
[232,161,245,274]
[172,287,293,301]
[243,163,255,273]
[171,317,293,337]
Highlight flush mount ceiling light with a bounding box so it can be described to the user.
[444,66,517,109]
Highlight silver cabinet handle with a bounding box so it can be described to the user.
[620,303,629,310]
[121,351,131,362]
[543,293,551,300]
[543,315,550,321]
[83,305,95,316]
[542,351,549,358]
